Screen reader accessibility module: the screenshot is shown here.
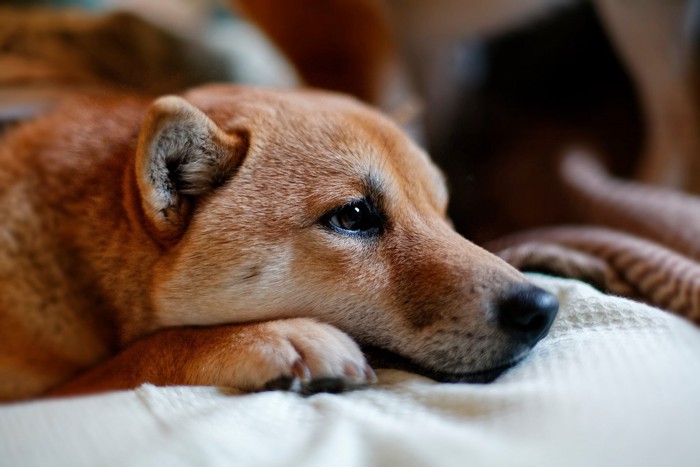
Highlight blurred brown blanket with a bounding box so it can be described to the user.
[0,7,229,129]
[488,151,700,324]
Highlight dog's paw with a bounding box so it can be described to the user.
[256,318,377,395]
[186,318,376,394]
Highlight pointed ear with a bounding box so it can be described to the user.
[135,95,248,239]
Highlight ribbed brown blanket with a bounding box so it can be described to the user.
[487,151,700,324]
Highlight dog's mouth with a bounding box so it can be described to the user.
[362,345,523,384]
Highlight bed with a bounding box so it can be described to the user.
[2,274,698,467]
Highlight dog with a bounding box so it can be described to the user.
[0,84,558,401]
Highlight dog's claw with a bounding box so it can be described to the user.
[292,358,311,382]
[364,365,378,383]
[343,361,363,379]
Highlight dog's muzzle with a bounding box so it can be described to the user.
[364,284,559,383]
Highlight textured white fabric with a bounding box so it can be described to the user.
[2,274,699,467]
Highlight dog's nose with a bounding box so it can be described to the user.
[497,285,558,346]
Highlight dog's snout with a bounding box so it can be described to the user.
[497,285,558,345]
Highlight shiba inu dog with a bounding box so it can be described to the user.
[0,85,557,401]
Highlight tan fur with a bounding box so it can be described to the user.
[0,85,535,401]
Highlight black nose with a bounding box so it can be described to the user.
[497,285,558,346]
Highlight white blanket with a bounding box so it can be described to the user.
[2,274,699,467]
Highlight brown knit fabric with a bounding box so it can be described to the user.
[487,151,700,324]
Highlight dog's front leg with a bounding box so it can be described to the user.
[46,318,376,398]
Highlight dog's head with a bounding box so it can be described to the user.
[135,85,557,382]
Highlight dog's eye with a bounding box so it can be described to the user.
[322,200,383,236]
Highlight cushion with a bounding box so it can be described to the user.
[2,274,699,467]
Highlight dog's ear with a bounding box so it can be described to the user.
[135,95,247,239]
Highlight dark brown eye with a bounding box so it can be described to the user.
[322,200,383,236]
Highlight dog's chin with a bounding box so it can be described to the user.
[362,345,523,384]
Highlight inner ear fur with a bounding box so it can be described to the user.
[135,95,247,239]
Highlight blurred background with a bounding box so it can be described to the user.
[2,0,691,243]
